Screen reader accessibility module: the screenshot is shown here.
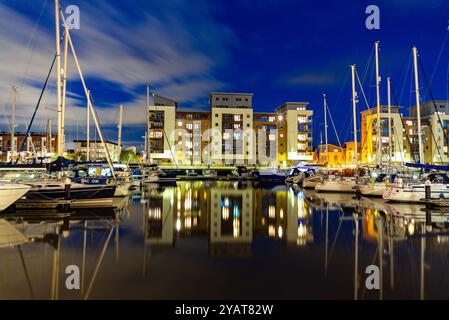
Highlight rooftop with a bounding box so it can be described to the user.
[210,92,254,96]
[275,102,310,112]
[74,139,118,146]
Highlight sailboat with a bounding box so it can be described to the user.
[315,65,359,193]
[8,0,123,208]
[356,42,394,197]
[383,46,449,203]
[15,180,116,208]
[0,182,31,211]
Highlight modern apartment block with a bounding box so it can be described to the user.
[359,100,449,165]
[253,112,286,167]
[210,92,255,165]
[360,105,405,164]
[146,92,313,166]
[175,110,211,165]
[73,139,120,162]
[275,102,314,163]
[148,94,177,163]
[0,132,57,162]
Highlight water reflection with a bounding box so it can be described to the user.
[1,182,449,299]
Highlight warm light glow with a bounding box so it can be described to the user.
[297,222,307,238]
[233,218,240,238]
[278,226,283,238]
[408,219,415,235]
[222,207,230,220]
[268,225,275,237]
[148,207,162,220]
[268,205,276,219]
[176,218,181,231]
[178,121,183,127]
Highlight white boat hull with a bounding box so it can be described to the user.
[357,183,386,197]
[383,184,449,203]
[0,184,31,211]
[315,180,356,193]
[302,175,323,189]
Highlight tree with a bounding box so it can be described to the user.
[119,149,139,163]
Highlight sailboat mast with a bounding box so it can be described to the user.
[146,84,151,163]
[61,25,69,154]
[375,41,382,166]
[86,90,90,161]
[61,12,115,177]
[323,93,329,164]
[412,46,424,164]
[118,105,123,156]
[55,0,63,156]
[46,118,52,154]
[11,85,17,159]
[387,77,392,162]
[351,65,358,166]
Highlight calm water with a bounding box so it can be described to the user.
[1,181,449,300]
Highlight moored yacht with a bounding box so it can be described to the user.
[315,176,357,193]
[302,174,324,189]
[355,173,394,197]
[0,183,31,211]
[383,174,449,203]
[16,180,116,208]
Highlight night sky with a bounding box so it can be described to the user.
[1,0,448,150]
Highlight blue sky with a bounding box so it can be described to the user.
[0,0,448,149]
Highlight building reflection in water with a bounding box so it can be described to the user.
[139,184,449,299]
[143,182,314,257]
[3,182,449,299]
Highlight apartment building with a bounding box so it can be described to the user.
[408,101,449,164]
[360,105,405,164]
[73,139,120,162]
[210,92,255,165]
[317,143,346,166]
[147,94,177,164]
[146,92,313,166]
[253,112,286,167]
[275,102,314,164]
[175,110,211,165]
[0,132,57,162]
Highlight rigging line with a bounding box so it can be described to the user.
[447,60,449,102]
[13,0,49,100]
[361,46,374,86]
[355,69,373,156]
[1,89,13,130]
[332,72,351,145]
[385,79,406,165]
[430,29,449,86]
[418,55,446,163]
[398,53,413,108]
[326,102,343,150]
[15,53,57,164]
[390,81,418,163]
[151,95,178,168]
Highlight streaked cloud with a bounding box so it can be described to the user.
[0,0,234,144]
